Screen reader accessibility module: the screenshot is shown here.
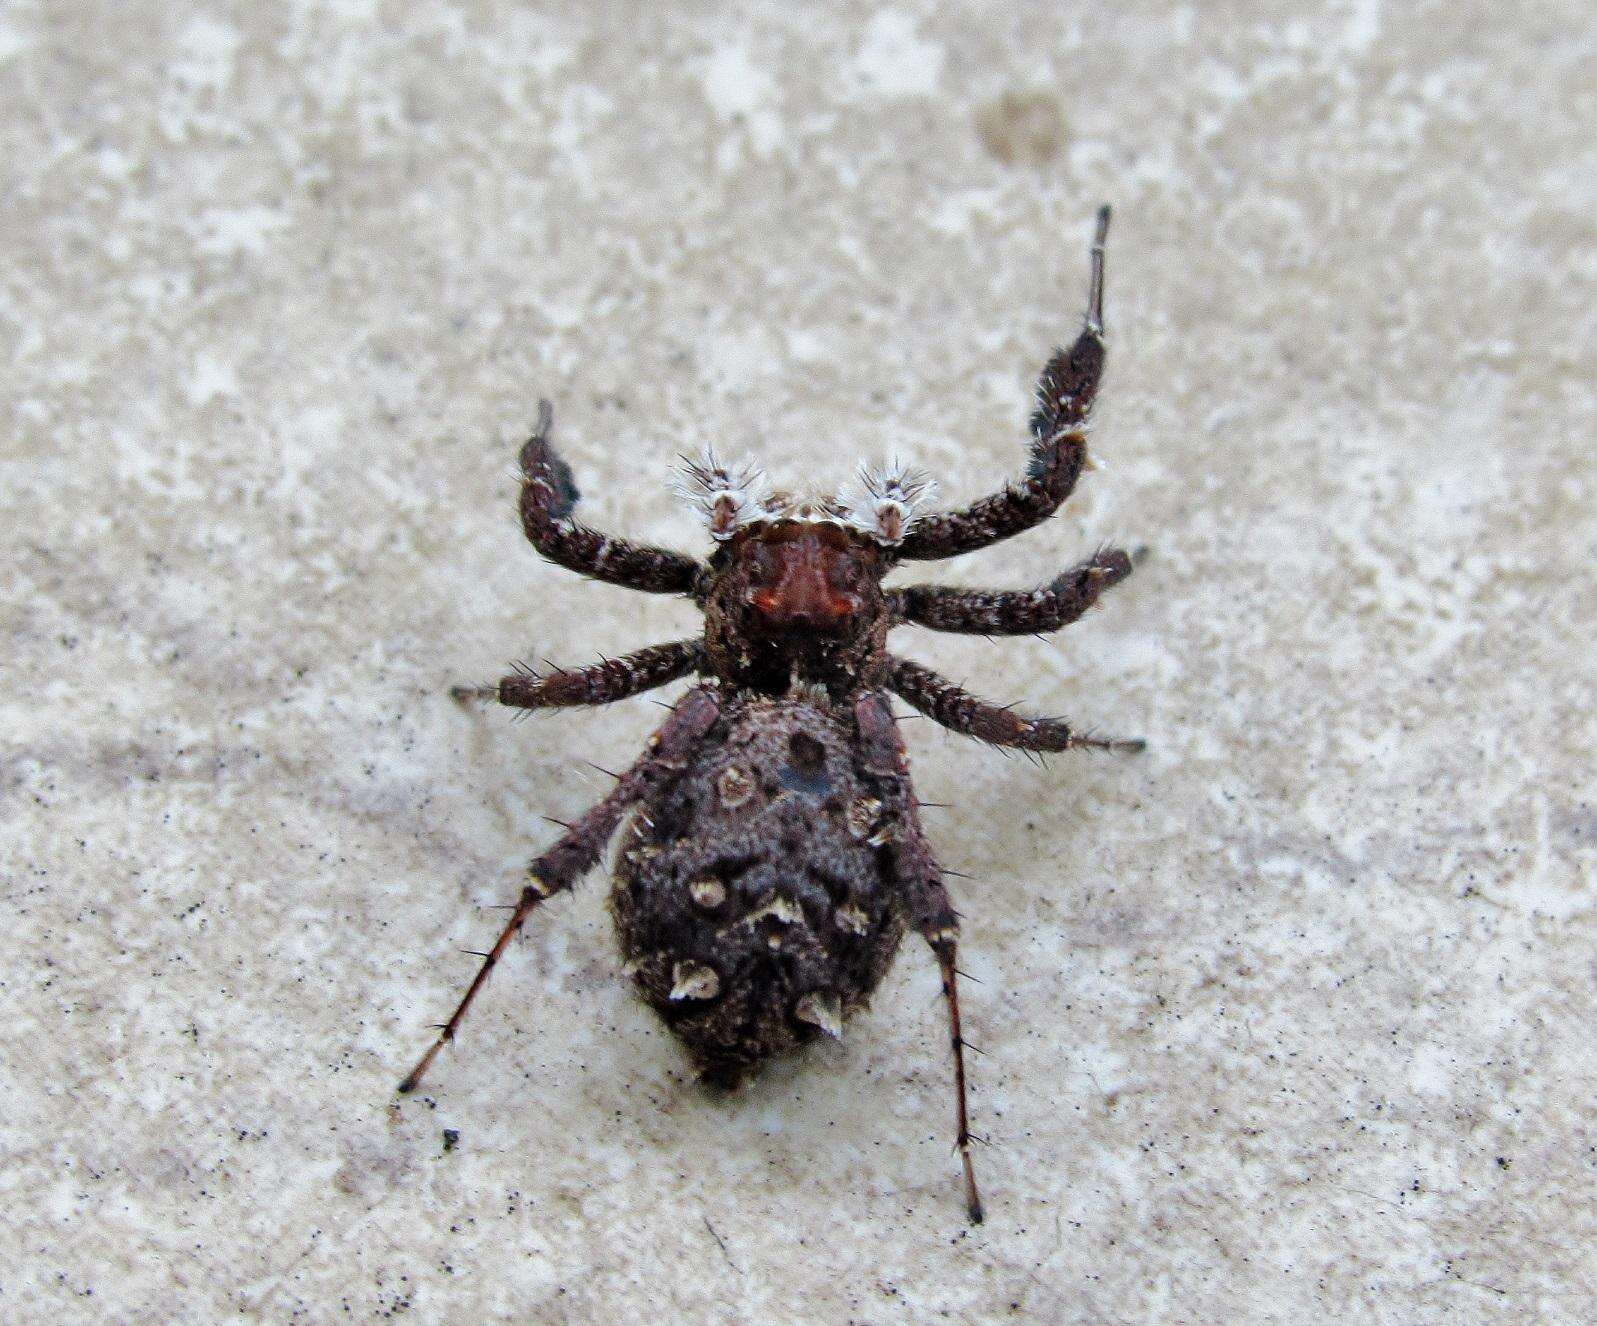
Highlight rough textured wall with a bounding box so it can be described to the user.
[3,2,1592,1321]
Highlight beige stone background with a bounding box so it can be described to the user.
[3,1,1593,1322]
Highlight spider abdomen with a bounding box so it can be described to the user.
[609,695,907,1087]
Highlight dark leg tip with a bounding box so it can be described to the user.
[968,1198,986,1225]
[1096,547,1136,583]
[396,1076,418,1096]
[1074,736,1147,755]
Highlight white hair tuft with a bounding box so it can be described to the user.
[674,449,772,540]
[839,462,938,546]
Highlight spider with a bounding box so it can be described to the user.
[399,207,1142,1223]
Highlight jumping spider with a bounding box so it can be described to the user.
[400,207,1142,1223]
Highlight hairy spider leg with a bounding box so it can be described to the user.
[855,692,984,1222]
[888,546,1133,635]
[398,687,721,1094]
[450,639,704,708]
[885,656,1143,754]
[518,399,704,595]
[895,205,1111,562]
[934,938,983,1224]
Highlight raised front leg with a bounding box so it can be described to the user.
[856,692,983,1223]
[884,656,1143,754]
[896,207,1111,562]
[519,400,703,594]
[888,547,1133,635]
[451,640,704,709]
[398,685,722,1093]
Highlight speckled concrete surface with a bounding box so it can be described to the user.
[3,2,1593,1322]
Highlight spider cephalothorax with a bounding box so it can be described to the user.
[401,207,1143,1225]
[682,453,939,695]
[702,519,888,696]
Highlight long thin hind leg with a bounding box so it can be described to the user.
[896,207,1111,562]
[856,691,984,1222]
[519,400,703,595]
[451,640,703,709]
[931,931,983,1224]
[398,685,721,1093]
